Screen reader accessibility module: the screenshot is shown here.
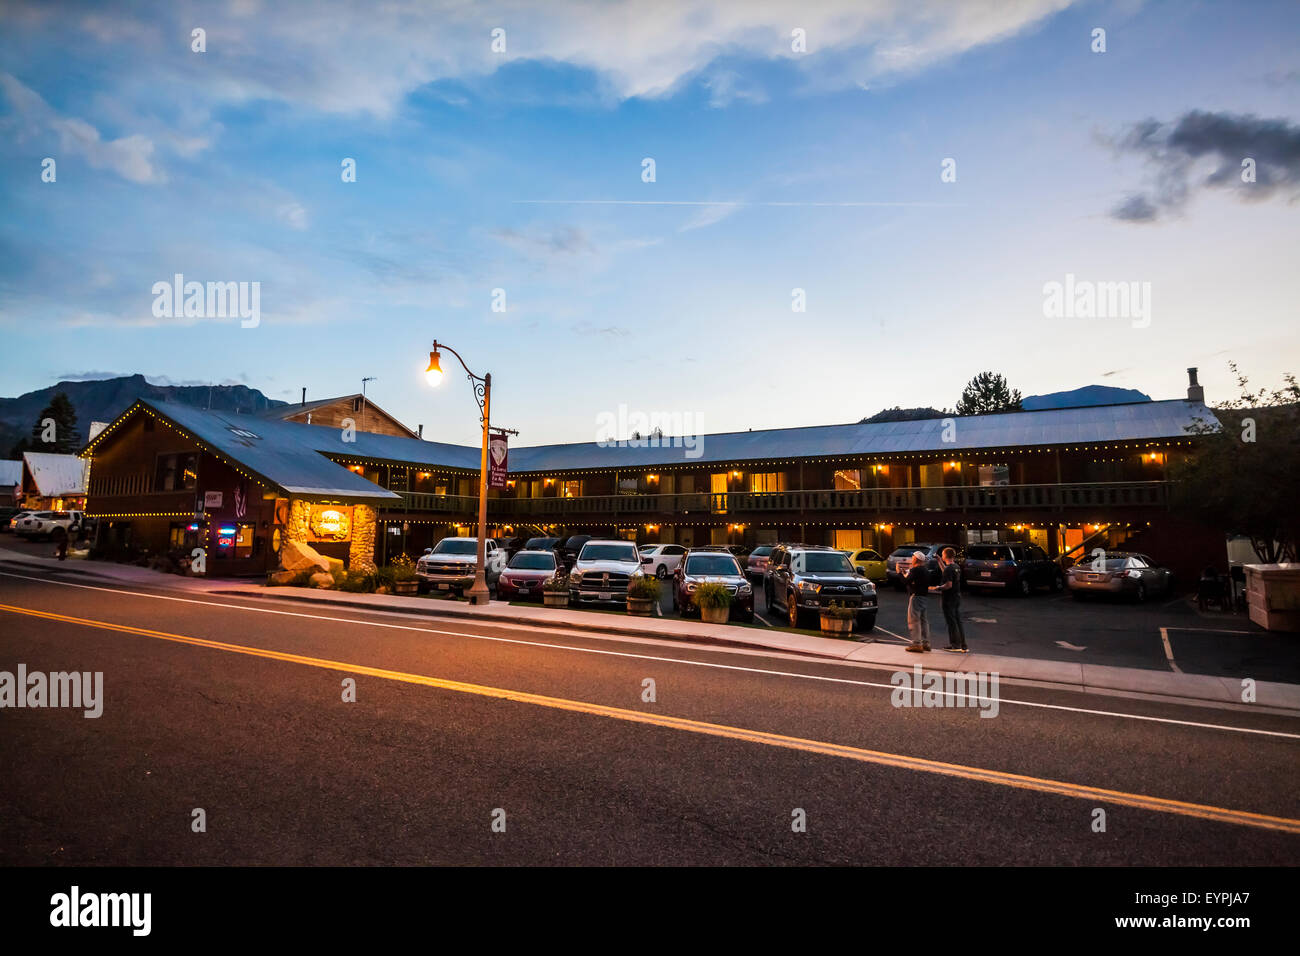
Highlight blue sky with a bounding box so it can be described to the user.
[1,0,1298,447]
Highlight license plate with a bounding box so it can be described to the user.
[980,571,991,578]
[517,587,530,595]
[437,583,449,590]
[1088,574,1102,581]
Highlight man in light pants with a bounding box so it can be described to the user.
[904,552,931,653]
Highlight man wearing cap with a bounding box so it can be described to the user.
[903,551,931,653]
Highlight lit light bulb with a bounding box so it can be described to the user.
[424,350,443,387]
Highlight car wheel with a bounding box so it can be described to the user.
[787,594,800,629]
[1052,571,1065,592]
[655,565,667,579]
[739,610,755,624]
[856,613,877,633]
[1017,576,1031,597]
[1134,582,1147,603]
[765,580,774,608]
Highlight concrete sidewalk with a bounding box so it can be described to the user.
[3,548,1298,713]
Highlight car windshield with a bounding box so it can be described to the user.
[858,551,881,560]
[685,554,741,575]
[432,539,477,555]
[751,546,773,557]
[525,538,555,549]
[580,543,638,562]
[968,546,1017,561]
[509,552,556,570]
[639,545,656,552]
[804,553,854,573]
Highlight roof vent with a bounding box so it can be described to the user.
[1186,367,1205,404]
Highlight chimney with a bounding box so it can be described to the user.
[418,424,424,439]
[301,387,307,405]
[1186,367,1205,403]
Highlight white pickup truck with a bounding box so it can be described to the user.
[15,510,84,540]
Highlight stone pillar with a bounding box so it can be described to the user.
[279,499,311,567]
[348,504,377,573]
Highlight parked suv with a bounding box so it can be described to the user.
[416,537,504,594]
[962,543,1063,596]
[884,543,955,589]
[560,534,594,571]
[673,549,754,622]
[15,510,84,541]
[766,544,877,632]
[569,539,645,605]
[639,543,687,579]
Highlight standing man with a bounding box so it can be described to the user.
[904,551,931,653]
[931,546,968,652]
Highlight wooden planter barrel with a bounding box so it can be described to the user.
[700,604,730,625]
[626,597,655,616]
[820,614,854,637]
[544,592,570,608]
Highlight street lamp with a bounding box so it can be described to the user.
[424,340,492,605]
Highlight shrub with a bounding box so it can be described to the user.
[388,554,418,582]
[337,569,376,593]
[291,569,314,587]
[374,566,396,588]
[543,573,569,593]
[694,582,733,609]
[821,601,857,621]
[627,575,661,600]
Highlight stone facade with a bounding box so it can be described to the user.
[285,499,312,544]
[348,504,377,573]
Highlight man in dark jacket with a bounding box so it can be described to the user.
[930,546,968,652]
[904,552,932,652]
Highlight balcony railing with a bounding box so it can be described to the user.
[389,481,1169,516]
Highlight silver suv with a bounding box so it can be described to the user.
[569,539,645,604]
[417,537,504,594]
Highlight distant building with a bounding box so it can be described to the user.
[264,394,418,439]
[0,460,21,504]
[21,451,89,511]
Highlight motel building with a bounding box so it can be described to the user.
[79,372,1224,581]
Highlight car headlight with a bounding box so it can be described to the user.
[800,582,820,593]
[738,582,752,595]
[570,570,583,583]
[860,582,874,594]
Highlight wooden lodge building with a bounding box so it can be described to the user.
[79,376,1224,580]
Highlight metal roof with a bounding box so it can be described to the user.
[23,452,89,496]
[102,401,401,502]
[0,460,21,487]
[505,400,1221,472]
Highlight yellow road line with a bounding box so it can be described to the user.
[4,602,1299,836]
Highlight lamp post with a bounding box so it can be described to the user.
[424,340,494,605]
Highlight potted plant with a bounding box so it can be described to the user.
[543,573,570,607]
[820,601,856,637]
[388,554,419,595]
[694,582,732,624]
[626,575,660,616]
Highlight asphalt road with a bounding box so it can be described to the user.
[1,567,1298,865]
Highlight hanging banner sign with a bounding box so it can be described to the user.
[488,432,509,490]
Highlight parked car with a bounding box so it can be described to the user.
[559,534,595,570]
[639,543,687,579]
[3,509,33,533]
[673,550,754,622]
[846,548,887,582]
[496,549,560,602]
[524,536,563,553]
[884,543,955,588]
[745,545,774,580]
[416,537,505,594]
[766,544,877,632]
[962,543,1064,596]
[1067,552,1174,602]
[15,510,84,541]
[569,539,645,605]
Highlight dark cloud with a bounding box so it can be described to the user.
[1109,111,1300,222]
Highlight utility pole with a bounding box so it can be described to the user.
[361,376,376,434]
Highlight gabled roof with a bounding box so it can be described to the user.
[85,400,401,503]
[505,399,1221,472]
[0,459,24,487]
[264,394,420,438]
[23,452,89,496]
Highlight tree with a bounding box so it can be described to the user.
[28,392,81,453]
[1170,364,1300,563]
[860,406,949,424]
[955,372,1023,416]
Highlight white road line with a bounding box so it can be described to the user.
[3,570,1298,740]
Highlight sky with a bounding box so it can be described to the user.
[1,0,1297,448]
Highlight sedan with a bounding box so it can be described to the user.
[496,549,560,602]
[745,545,774,579]
[673,550,754,623]
[1067,553,1174,602]
[639,543,686,579]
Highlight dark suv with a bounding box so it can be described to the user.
[962,543,1063,596]
[766,544,877,632]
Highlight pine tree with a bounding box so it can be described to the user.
[29,392,81,453]
[955,372,1023,416]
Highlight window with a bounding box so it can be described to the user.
[749,472,786,493]
[154,453,198,492]
[562,480,583,498]
[833,469,862,491]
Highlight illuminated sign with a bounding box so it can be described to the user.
[309,506,352,542]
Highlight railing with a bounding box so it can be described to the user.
[389,482,1169,516]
